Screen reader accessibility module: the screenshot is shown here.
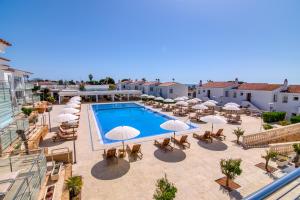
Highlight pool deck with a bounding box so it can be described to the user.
[40,103,289,200]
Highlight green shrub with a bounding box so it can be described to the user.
[46,96,56,103]
[262,112,286,123]
[263,124,273,130]
[291,116,300,124]
[21,107,33,117]
[278,120,291,126]
[153,174,177,200]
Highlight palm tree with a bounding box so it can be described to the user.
[220,158,242,188]
[65,176,83,198]
[293,144,300,167]
[262,150,278,172]
[233,128,245,144]
[88,74,93,82]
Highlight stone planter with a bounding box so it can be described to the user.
[44,184,55,200]
[276,159,289,168]
[51,162,62,181]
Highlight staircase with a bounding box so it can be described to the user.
[242,123,300,148]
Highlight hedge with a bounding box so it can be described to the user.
[262,112,286,123]
[291,116,300,124]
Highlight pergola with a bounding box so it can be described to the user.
[58,89,142,103]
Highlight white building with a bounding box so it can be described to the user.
[275,83,300,117]
[142,81,160,95]
[157,82,188,99]
[196,79,239,102]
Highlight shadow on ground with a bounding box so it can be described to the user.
[197,140,228,151]
[219,186,243,200]
[154,148,186,163]
[91,159,130,180]
[39,135,67,147]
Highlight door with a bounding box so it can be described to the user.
[207,90,211,98]
[246,93,251,102]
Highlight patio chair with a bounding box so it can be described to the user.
[103,148,118,164]
[127,144,143,160]
[171,135,190,149]
[193,131,213,143]
[154,138,174,152]
[211,129,226,140]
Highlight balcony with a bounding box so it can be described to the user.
[25,82,34,90]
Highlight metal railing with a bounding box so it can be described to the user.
[0,151,47,200]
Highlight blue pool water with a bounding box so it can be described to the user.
[92,103,196,144]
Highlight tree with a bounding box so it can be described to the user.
[88,74,93,82]
[153,174,177,200]
[40,88,50,101]
[68,80,75,85]
[99,77,115,85]
[58,79,64,85]
[121,78,129,82]
[233,128,245,144]
[293,144,300,166]
[220,158,242,188]
[142,78,146,82]
[262,150,278,172]
[65,176,83,198]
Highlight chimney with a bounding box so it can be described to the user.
[283,78,288,91]
[199,80,202,87]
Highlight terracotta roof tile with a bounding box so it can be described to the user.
[159,82,178,87]
[143,81,159,86]
[238,83,281,91]
[0,39,12,46]
[287,85,300,93]
[202,81,236,88]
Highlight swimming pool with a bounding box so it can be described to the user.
[91,103,197,144]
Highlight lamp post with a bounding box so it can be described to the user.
[72,126,77,164]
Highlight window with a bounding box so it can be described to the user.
[282,96,288,103]
[273,94,278,102]
[203,90,206,92]
[169,88,173,94]
[150,87,153,92]
[122,85,125,89]
[240,92,243,96]
[233,92,237,98]
[135,86,138,90]
[198,90,201,94]
[225,91,229,97]
[293,96,299,101]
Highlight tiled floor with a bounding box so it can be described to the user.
[40,103,286,200]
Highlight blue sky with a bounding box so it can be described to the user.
[1,0,300,84]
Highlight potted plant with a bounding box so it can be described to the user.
[21,107,33,117]
[292,143,300,167]
[219,158,242,189]
[262,150,278,172]
[51,162,62,181]
[16,130,29,155]
[66,176,83,199]
[153,174,177,200]
[232,127,245,144]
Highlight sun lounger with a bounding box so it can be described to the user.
[154,138,174,152]
[52,130,77,142]
[59,126,76,134]
[127,144,143,159]
[103,148,118,163]
[171,135,190,149]
[193,131,213,143]
[211,129,226,140]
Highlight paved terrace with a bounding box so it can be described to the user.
[40,103,288,200]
